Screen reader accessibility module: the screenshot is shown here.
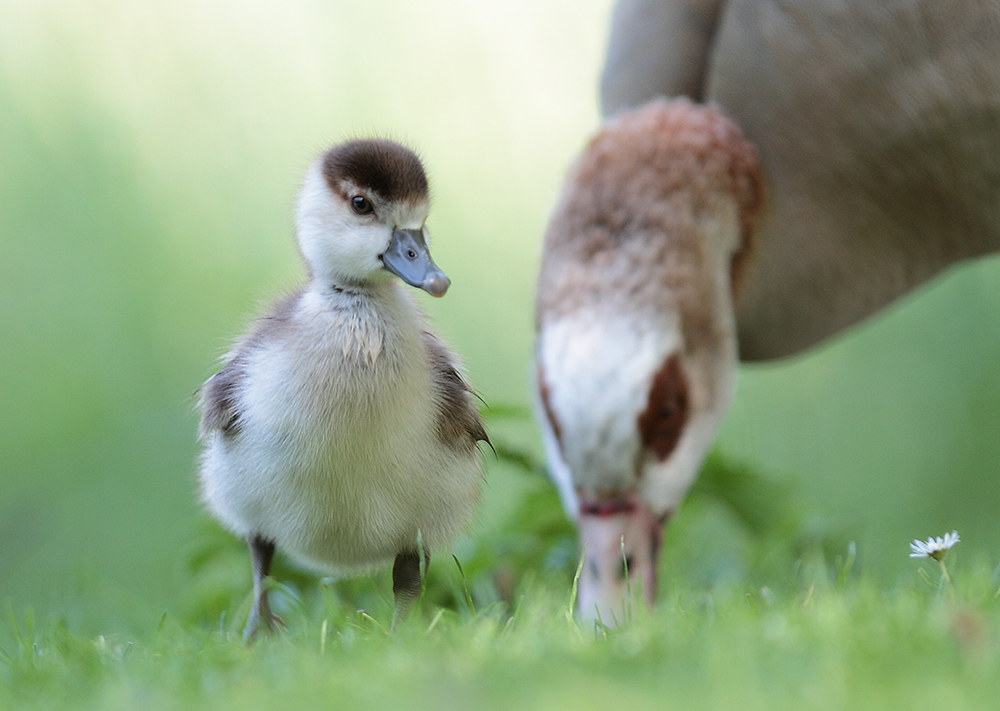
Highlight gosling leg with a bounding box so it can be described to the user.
[390,549,426,631]
[243,534,283,642]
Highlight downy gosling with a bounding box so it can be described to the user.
[197,139,488,640]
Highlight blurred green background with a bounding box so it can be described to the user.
[2,0,999,631]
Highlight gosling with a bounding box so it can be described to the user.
[197,139,488,640]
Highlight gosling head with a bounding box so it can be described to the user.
[296,139,450,297]
[535,98,763,623]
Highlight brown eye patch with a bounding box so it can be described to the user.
[637,354,689,461]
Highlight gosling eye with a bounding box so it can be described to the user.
[406,248,418,260]
[351,195,374,215]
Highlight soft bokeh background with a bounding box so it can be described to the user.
[2,0,999,631]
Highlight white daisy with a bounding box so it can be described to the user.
[909,531,960,561]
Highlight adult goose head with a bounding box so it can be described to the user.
[536,99,761,622]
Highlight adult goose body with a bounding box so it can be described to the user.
[537,0,1000,621]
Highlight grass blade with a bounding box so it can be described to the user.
[452,555,476,616]
[567,546,585,622]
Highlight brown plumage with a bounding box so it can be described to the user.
[604,0,1000,359]
[322,139,429,205]
[538,0,1000,622]
[537,98,761,354]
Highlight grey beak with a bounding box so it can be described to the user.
[381,228,451,297]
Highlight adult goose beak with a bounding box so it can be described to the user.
[382,227,451,297]
[576,496,662,625]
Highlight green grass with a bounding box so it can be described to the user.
[5,550,1000,711]
[4,448,998,711]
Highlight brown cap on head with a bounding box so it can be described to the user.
[322,139,429,204]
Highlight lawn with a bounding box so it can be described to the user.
[4,447,1000,711]
[9,584,1000,711]
[5,492,1000,710]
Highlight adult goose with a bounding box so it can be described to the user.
[536,0,1000,621]
[198,139,488,640]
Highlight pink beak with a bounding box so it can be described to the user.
[576,496,663,626]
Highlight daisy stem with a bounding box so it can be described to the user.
[938,558,952,595]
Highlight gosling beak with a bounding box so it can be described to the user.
[382,227,451,297]
[576,496,663,626]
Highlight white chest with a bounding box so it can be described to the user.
[246,293,429,452]
[200,286,480,570]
